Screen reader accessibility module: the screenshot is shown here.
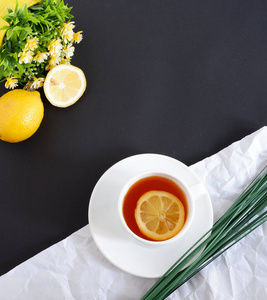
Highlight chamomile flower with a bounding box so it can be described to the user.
[60,58,71,65]
[5,77,18,89]
[62,21,75,32]
[46,55,62,70]
[23,81,34,91]
[72,31,83,44]
[62,29,74,43]
[64,44,75,58]
[33,51,49,63]
[48,39,63,56]
[61,21,75,42]
[31,77,45,89]
[18,50,34,64]
[23,77,44,90]
[24,37,39,51]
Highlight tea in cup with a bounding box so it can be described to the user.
[118,171,199,246]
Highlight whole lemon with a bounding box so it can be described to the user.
[0,89,44,143]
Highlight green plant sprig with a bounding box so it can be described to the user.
[0,0,82,89]
[141,166,267,300]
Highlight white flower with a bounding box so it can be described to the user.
[45,54,62,70]
[24,37,39,51]
[18,50,34,64]
[23,78,45,90]
[61,22,75,42]
[62,21,75,32]
[72,31,83,44]
[62,30,74,43]
[33,51,49,63]
[5,77,18,89]
[60,58,71,65]
[48,39,63,56]
[64,44,75,58]
[31,77,45,89]
[24,81,34,91]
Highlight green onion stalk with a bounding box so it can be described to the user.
[141,165,267,300]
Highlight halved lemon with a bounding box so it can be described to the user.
[44,65,86,108]
[135,190,185,241]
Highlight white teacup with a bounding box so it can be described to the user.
[118,171,204,246]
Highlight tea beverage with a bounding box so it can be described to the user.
[122,175,188,241]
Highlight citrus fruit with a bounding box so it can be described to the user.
[135,190,185,241]
[43,65,86,108]
[0,89,44,143]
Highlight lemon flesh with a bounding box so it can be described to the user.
[44,65,86,108]
[135,190,185,241]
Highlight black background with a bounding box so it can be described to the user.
[0,0,266,275]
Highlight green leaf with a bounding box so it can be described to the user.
[14,0,19,13]
[29,6,43,11]
[12,26,24,32]
[19,30,28,41]
[28,15,40,24]
[6,29,13,40]
[2,14,14,24]
[66,13,74,19]
[13,17,20,26]
[22,4,29,17]
[0,25,10,31]
[24,26,33,34]
[16,62,24,77]
[10,32,18,44]
[0,66,5,80]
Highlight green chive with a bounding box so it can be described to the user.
[141,166,267,300]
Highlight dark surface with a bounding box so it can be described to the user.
[0,0,266,275]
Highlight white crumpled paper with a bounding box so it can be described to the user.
[0,126,266,300]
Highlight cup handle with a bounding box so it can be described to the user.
[189,183,207,200]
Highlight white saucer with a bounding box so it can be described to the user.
[88,153,213,278]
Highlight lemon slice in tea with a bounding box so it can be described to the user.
[135,190,185,241]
